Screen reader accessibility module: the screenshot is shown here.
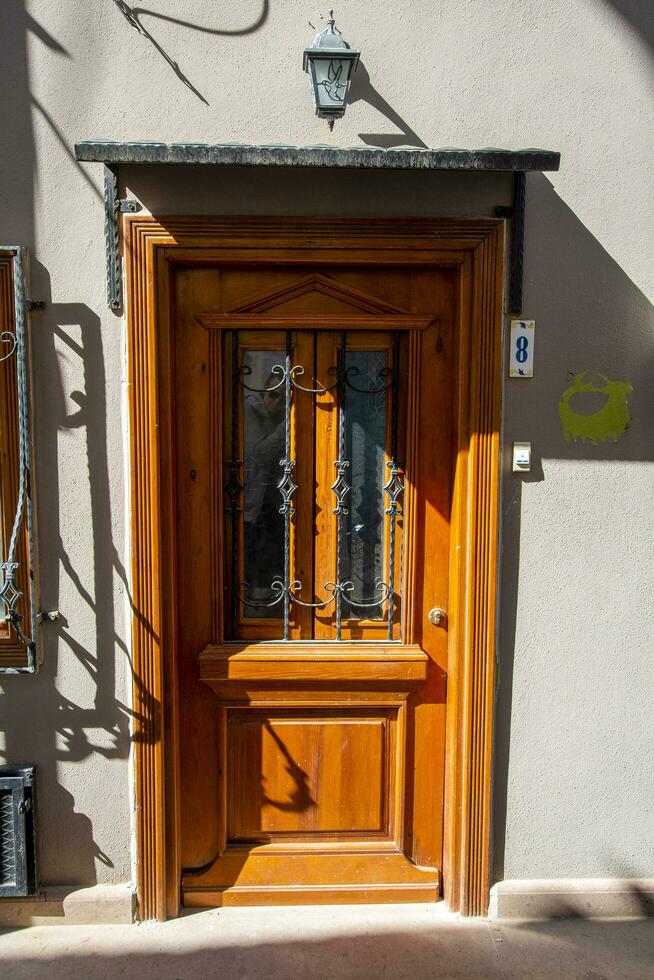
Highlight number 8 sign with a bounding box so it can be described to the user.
[509,319,535,377]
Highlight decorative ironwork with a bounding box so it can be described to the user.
[280,332,294,639]
[383,461,404,514]
[289,581,337,609]
[384,460,403,639]
[104,166,121,310]
[237,579,285,610]
[0,563,21,620]
[331,460,350,516]
[227,328,404,641]
[510,171,526,316]
[224,459,244,512]
[496,172,526,316]
[0,332,17,364]
[226,331,243,634]
[104,165,140,311]
[289,365,337,394]
[0,248,37,671]
[334,333,347,638]
[385,331,403,640]
[235,577,392,612]
[238,362,339,395]
[278,459,298,517]
[341,579,391,608]
[236,359,395,397]
[237,362,286,393]
[343,364,393,394]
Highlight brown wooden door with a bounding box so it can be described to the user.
[172,259,454,907]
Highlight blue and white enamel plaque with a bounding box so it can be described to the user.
[509,319,535,377]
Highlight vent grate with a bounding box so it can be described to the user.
[0,789,16,886]
[0,766,36,897]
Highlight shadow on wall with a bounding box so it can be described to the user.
[0,0,272,892]
[0,278,150,884]
[602,0,654,49]
[0,3,34,249]
[111,0,271,106]
[493,171,654,884]
[511,878,654,919]
[505,174,653,466]
[348,61,428,148]
[0,0,143,886]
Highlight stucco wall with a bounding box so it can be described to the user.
[0,0,652,889]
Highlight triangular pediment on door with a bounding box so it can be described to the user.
[196,273,433,331]
[228,273,411,316]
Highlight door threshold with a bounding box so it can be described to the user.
[184,880,440,908]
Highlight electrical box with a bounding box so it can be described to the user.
[0,765,37,897]
[512,442,532,472]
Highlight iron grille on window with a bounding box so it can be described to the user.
[224,329,405,642]
[0,247,38,672]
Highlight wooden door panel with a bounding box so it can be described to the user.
[227,709,392,839]
[174,261,454,906]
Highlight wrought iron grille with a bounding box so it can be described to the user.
[0,248,37,672]
[225,329,404,642]
[0,790,15,887]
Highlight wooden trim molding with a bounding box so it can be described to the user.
[443,233,504,917]
[124,215,503,920]
[199,644,429,686]
[196,314,432,331]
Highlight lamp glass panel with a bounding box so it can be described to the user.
[312,57,351,110]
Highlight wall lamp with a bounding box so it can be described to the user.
[303,11,360,129]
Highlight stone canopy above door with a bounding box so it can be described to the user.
[74,140,560,313]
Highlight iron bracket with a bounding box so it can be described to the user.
[104,164,141,310]
[495,171,526,315]
[37,610,59,624]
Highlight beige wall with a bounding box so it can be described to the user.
[0,0,652,890]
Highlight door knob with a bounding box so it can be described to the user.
[428,607,447,627]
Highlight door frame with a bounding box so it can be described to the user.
[124,215,504,920]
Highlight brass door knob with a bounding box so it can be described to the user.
[428,607,447,627]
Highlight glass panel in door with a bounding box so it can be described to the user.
[222,329,405,643]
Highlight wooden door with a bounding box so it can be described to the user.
[172,260,454,907]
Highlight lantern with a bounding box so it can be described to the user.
[303,11,360,128]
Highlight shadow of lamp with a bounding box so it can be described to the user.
[304,10,360,129]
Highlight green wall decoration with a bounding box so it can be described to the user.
[559,372,633,444]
